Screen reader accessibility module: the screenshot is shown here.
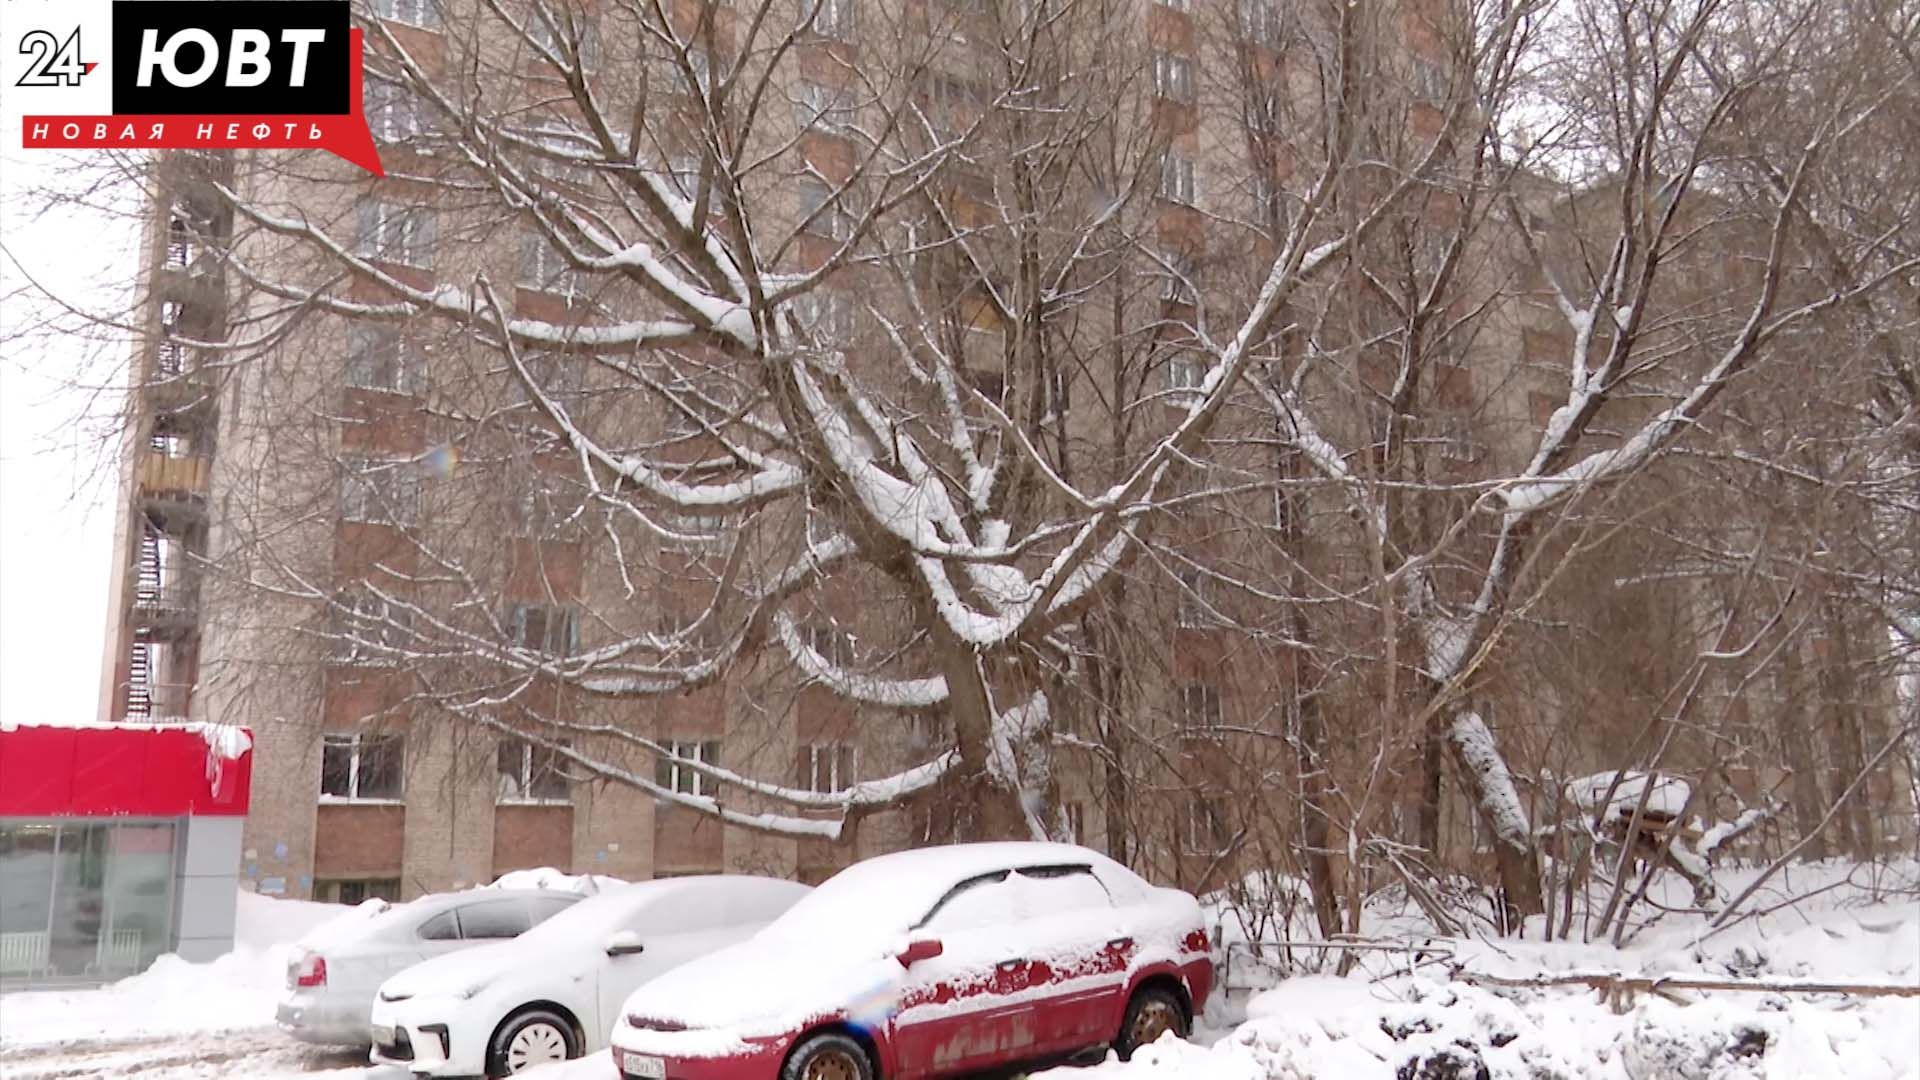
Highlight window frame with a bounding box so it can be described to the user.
[1152,52,1196,105]
[506,601,581,657]
[656,739,721,797]
[1186,796,1232,854]
[340,458,422,527]
[806,0,857,39]
[1159,152,1198,206]
[1177,680,1223,734]
[795,81,857,136]
[319,731,406,802]
[496,734,573,804]
[800,742,858,794]
[367,78,423,143]
[331,589,414,665]
[371,0,440,30]
[345,323,418,395]
[354,199,436,269]
[796,179,855,241]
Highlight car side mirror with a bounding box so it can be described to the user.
[896,938,943,967]
[605,930,646,957]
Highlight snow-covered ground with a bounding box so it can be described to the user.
[1,863,1914,1080]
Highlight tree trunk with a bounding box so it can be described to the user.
[1778,644,1831,859]
[1296,690,1345,940]
[930,623,1029,841]
[1443,708,1545,926]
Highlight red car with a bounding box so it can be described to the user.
[608,842,1214,1080]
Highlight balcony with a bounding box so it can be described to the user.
[137,452,211,510]
[125,681,194,722]
[131,582,200,638]
[155,237,223,304]
[146,339,216,416]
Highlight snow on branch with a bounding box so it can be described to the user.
[773,611,948,707]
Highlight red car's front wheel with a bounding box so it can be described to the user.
[782,1032,874,1080]
[1114,986,1189,1061]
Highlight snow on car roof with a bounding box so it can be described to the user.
[759,841,1142,947]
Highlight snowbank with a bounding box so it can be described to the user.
[1051,974,1919,1080]
[1084,862,1920,1080]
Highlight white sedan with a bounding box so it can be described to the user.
[277,888,582,1046]
[369,875,810,1077]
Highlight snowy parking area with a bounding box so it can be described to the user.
[2,866,1916,1080]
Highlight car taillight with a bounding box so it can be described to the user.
[292,952,327,988]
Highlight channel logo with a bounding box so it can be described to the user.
[13,1,383,175]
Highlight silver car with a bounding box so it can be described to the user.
[277,889,581,1046]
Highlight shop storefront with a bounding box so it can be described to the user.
[0,722,252,986]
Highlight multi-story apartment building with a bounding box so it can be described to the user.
[103,0,1906,917]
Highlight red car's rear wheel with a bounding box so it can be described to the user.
[782,1032,874,1080]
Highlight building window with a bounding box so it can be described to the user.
[518,230,585,297]
[1159,152,1197,206]
[1240,0,1280,44]
[795,81,856,135]
[371,0,440,30]
[316,877,402,904]
[1410,57,1449,104]
[657,740,720,796]
[528,126,595,188]
[1432,414,1482,463]
[528,12,602,71]
[354,199,436,268]
[797,180,854,241]
[1177,681,1222,733]
[320,732,405,801]
[1187,796,1230,853]
[800,743,857,794]
[803,623,855,667]
[906,711,950,751]
[507,602,580,657]
[367,79,422,142]
[1152,52,1195,104]
[792,291,858,343]
[1162,351,1205,395]
[1159,251,1197,303]
[1175,569,1215,627]
[340,459,421,526]
[496,735,572,802]
[806,0,856,39]
[1243,86,1282,134]
[345,324,417,394]
[332,590,413,664]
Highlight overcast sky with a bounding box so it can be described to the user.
[1,150,135,725]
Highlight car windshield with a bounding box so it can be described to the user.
[755,863,951,951]
[514,887,648,947]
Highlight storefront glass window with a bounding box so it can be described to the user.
[0,820,177,981]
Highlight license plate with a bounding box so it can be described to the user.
[372,1024,395,1046]
[622,1053,666,1079]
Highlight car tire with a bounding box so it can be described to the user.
[488,1007,579,1077]
[781,1031,875,1080]
[1113,985,1189,1061]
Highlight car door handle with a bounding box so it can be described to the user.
[1106,937,1134,950]
[996,959,1026,972]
